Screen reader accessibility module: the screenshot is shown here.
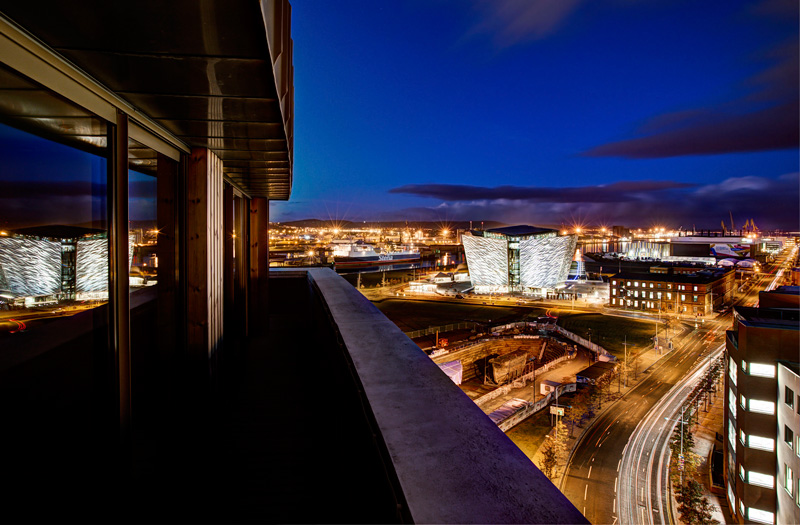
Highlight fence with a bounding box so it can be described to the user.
[473,351,575,408]
[496,382,578,432]
[490,321,615,361]
[404,321,477,339]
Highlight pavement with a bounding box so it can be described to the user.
[677,378,735,524]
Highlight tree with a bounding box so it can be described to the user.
[538,442,558,480]
[537,420,569,481]
[551,419,569,462]
[593,374,613,409]
[565,387,592,435]
[676,480,718,525]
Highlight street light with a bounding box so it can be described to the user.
[665,406,691,485]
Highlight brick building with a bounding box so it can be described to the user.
[608,267,734,316]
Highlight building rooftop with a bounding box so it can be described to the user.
[612,269,731,284]
[734,305,800,328]
[485,225,558,237]
[778,361,800,376]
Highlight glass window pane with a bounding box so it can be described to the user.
[128,139,157,297]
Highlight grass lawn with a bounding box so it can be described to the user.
[506,409,553,458]
[374,298,546,332]
[551,310,658,357]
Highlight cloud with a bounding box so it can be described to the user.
[583,101,799,158]
[385,175,800,230]
[584,33,799,158]
[390,180,695,202]
[466,0,583,48]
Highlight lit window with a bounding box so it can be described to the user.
[694,285,698,291]
[634,282,639,287]
[742,360,747,372]
[741,394,746,409]
[786,465,794,496]
[612,280,617,285]
[747,507,774,524]
[728,485,736,515]
[739,500,745,518]
[634,301,638,307]
[612,298,616,305]
[729,357,737,386]
[749,363,775,378]
[634,291,639,298]
[729,388,737,418]
[612,288,617,296]
[749,399,775,415]
[740,429,746,444]
[748,471,774,489]
[649,292,654,299]
[657,292,662,299]
[681,294,686,301]
[748,435,774,451]
[650,283,653,288]
[786,426,794,449]
[627,281,631,287]
[740,464,746,480]
[667,293,672,300]
[728,420,736,447]
[785,386,794,408]
[693,295,698,302]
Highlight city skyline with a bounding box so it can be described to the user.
[273,0,799,229]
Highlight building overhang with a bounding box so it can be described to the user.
[0,0,293,199]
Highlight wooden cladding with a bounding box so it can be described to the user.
[186,148,224,363]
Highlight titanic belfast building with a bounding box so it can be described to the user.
[462,226,577,294]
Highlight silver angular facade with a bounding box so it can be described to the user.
[462,227,577,293]
[0,237,60,296]
[520,234,576,289]
[462,232,508,291]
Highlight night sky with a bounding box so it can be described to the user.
[272,0,799,230]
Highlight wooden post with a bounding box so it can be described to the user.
[248,197,269,332]
[185,148,224,381]
[108,110,130,447]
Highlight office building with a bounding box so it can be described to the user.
[609,267,734,317]
[724,287,800,525]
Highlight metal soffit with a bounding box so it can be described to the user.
[0,0,293,199]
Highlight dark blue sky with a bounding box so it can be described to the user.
[272,0,799,230]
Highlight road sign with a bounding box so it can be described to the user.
[550,406,565,416]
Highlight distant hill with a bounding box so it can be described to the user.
[276,219,507,230]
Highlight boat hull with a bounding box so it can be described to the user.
[334,254,420,268]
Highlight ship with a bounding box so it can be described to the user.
[331,240,420,268]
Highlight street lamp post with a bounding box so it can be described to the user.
[665,405,691,485]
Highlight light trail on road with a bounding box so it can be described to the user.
[617,343,725,525]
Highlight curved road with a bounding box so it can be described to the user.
[561,249,789,524]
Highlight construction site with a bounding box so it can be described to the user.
[409,317,618,431]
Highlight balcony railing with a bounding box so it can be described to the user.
[269,268,587,523]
